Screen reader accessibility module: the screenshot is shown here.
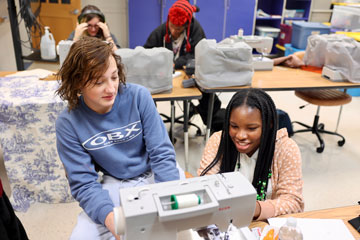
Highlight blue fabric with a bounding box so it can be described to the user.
[70,167,185,240]
[56,83,179,225]
[70,174,154,240]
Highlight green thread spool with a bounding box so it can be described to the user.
[170,194,201,210]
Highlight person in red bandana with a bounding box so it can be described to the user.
[144,0,204,69]
[144,0,224,132]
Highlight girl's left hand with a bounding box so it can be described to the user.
[97,22,111,39]
[254,201,261,219]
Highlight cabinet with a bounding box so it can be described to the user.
[253,0,313,53]
[224,0,256,39]
[128,0,255,48]
[128,0,163,49]
[195,0,255,41]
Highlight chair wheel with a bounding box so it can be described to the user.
[338,139,345,147]
[316,142,324,153]
[316,146,324,153]
[318,123,325,130]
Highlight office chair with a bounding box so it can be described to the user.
[292,89,352,153]
[160,101,202,143]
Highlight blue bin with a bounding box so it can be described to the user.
[284,43,304,56]
[291,22,331,49]
[347,88,360,97]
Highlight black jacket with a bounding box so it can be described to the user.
[144,18,206,70]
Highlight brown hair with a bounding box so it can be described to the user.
[56,37,125,111]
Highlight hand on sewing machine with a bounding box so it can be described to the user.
[105,212,121,240]
[254,201,261,219]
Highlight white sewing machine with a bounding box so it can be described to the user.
[230,35,274,71]
[322,66,347,82]
[113,172,257,240]
[243,35,274,71]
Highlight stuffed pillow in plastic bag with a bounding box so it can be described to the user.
[115,47,173,94]
[324,40,360,83]
[304,34,354,67]
[195,39,253,88]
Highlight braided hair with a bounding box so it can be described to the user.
[200,88,278,200]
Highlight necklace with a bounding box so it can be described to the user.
[235,155,271,201]
[256,171,272,201]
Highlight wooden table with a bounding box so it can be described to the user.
[152,71,202,170]
[197,66,360,141]
[250,205,360,239]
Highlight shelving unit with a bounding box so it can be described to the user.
[254,0,284,31]
[253,0,314,54]
[283,0,312,22]
[253,0,285,54]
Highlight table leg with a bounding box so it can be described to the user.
[171,100,175,144]
[205,93,215,142]
[183,100,189,172]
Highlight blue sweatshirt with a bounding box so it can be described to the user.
[56,83,179,225]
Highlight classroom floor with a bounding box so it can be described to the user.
[1,63,360,239]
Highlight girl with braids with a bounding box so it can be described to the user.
[197,88,304,220]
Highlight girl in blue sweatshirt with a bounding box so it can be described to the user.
[56,37,181,239]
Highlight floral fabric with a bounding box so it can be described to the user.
[0,76,73,212]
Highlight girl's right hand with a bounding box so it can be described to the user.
[73,22,88,41]
[105,212,121,240]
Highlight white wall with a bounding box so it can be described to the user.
[0,0,37,71]
[0,0,17,71]
[82,0,129,48]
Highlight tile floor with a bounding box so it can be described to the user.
[1,65,360,239]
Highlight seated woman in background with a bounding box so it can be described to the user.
[67,5,119,50]
[197,88,304,220]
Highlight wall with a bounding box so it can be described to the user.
[0,0,129,71]
[0,0,22,71]
[82,0,129,48]
[0,0,40,71]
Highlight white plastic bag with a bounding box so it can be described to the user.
[195,39,253,88]
[304,34,355,67]
[324,40,360,83]
[57,40,73,67]
[115,47,173,94]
